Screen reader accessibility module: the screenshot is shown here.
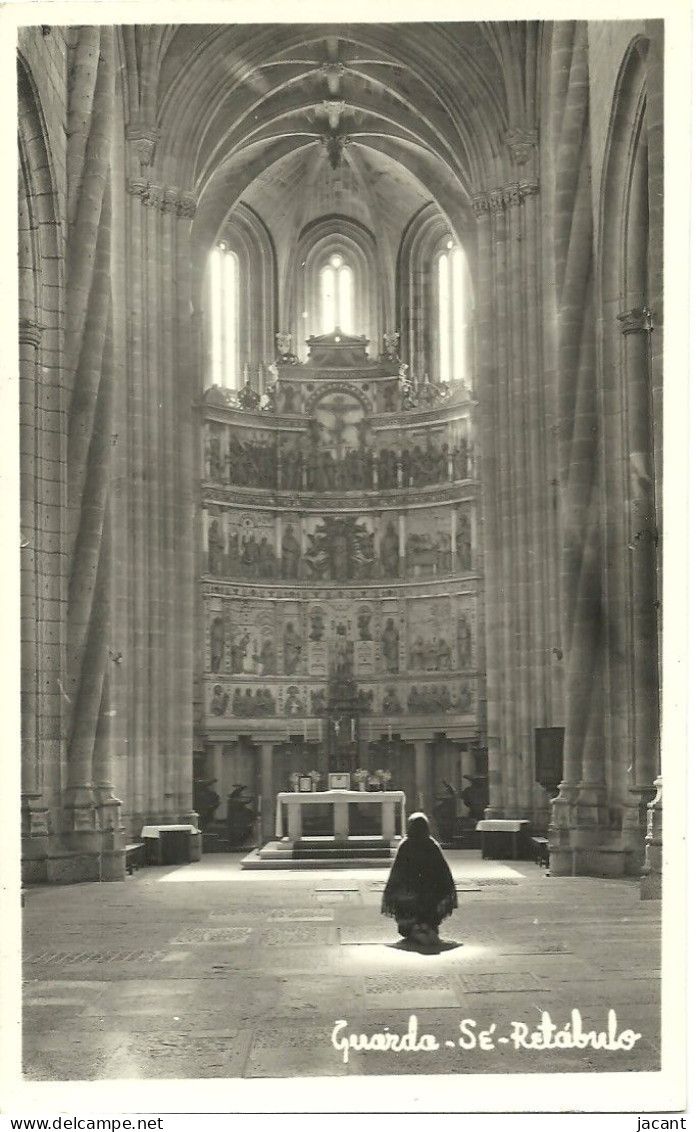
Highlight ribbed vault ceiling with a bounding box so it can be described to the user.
[123,23,537,275]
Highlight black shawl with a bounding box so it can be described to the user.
[381,834,458,923]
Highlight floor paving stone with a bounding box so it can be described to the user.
[20,851,661,1080]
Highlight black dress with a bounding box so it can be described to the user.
[381,831,457,936]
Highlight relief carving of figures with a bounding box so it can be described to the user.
[357,688,374,713]
[453,438,470,479]
[206,428,222,481]
[381,617,400,673]
[283,622,303,675]
[333,624,354,679]
[229,630,250,674]
[259,638,277,675]
[424,636,438,671]
[238,380,260,410]
[240,532,260,576]
[280,441,303,491]
[382,686,402,714]
[457,615,472,667]
[304,515,375,581]
[281,524,301,579]
[227,530,241,576]
[310,688,326,715]
[210,684,229,716]
[210,615,225,673]
[258,535,277,577]
[406,531,438,575]
[405,683,467,714]
[377,448,398,489]
[357,611,373,641]
[409,635,425,670]
[455,509,472,571]
[231,687,277,718]
[380,520,400,577]
[278,381,298,414]
[227,432,277,489]
[437,637,452,671]
[309,609,325,641]
[208,519,224,575]
[284,686,304,716]
[436,530,452,573]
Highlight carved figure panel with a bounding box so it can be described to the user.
[454,596,477,668]
[379,517,400,577]
[280,523,302,579]
[454,503,473,572]
[407,597,453,673]
[405,509,452,577]
[225,511,277,580]
[231,686,276,717]
[303,514,375,581]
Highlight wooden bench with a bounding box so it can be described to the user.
[531,836,550,868]
[125,842,147,874]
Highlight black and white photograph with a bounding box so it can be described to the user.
[1,0,689,1117]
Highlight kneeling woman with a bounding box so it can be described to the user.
[381,812,457,946]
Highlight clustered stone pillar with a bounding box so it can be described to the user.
[118,153,199,834]
[19,319,50,873]
[547,22,608,872]
[260,741,275,841]
[474,166,554,825]
[413,739,431,816]
[62,27,124,880]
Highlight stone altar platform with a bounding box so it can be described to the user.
[242,788,406,870]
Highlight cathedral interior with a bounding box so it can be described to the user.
[12,15,676,1095]
[17,20,663,892]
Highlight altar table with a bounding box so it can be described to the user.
[275,789,406,843]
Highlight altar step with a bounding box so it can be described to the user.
[241,838,399,870]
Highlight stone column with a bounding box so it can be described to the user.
[640,775,662,900]
[547,22,607,869]
[62,27,124,878]
[19,319,50,876]
[413,739,431,815]
[473,198,504,818]
[618,308,660,863]
[260,741,275,842]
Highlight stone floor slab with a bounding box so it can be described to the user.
[20,852,663,1081]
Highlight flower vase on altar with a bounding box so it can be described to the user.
[353,768,369,792]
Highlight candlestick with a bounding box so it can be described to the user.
[388,723,392,741]
[351,718,355,742]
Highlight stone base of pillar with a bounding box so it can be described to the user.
[640,777,662,901]
[622,786,655,875]
[548,847,574,875]
[547,782,576,874]
[572,781,609,845]
[46,850,103,884]
[21,793,50,883]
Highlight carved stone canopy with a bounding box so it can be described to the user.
[306,329,370,368]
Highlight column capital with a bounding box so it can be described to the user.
[177,191,198,220]
[504,127,538,166]
[126,180,198,219]
[617,307,653,334]
[471,181,539,216]
[142,182,165,209]
[125,121,160,168]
